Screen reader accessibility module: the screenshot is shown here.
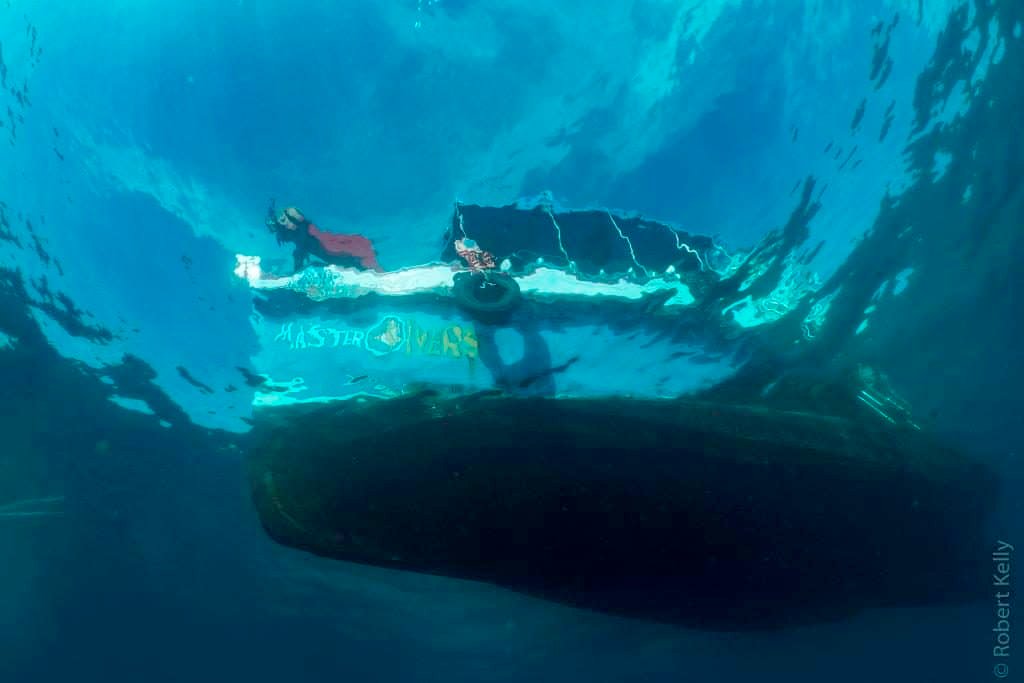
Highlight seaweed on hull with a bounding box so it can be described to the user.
[247,388,996,631]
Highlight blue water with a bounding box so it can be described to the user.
[2,1,1022,680]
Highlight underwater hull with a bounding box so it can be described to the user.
[248,395,996,630]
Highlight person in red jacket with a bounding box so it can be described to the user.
[269,205,382,273]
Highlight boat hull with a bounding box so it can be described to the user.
[248,394,996,629]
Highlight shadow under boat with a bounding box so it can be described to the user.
[246,385,997,631]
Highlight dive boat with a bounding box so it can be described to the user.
[241,201,996,629]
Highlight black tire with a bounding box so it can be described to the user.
[452,271,521,323]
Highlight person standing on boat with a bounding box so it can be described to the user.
[268,205,383,273]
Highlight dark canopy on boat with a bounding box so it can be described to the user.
[441,201,720,279]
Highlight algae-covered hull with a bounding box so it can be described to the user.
[248,394,995,630]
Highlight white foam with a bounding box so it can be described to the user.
[238,257,697,308]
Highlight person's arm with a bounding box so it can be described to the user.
[292,247,308,273]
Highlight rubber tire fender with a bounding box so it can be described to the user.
[452,271,521,323]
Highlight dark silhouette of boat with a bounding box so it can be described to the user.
[248,388,996,630]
